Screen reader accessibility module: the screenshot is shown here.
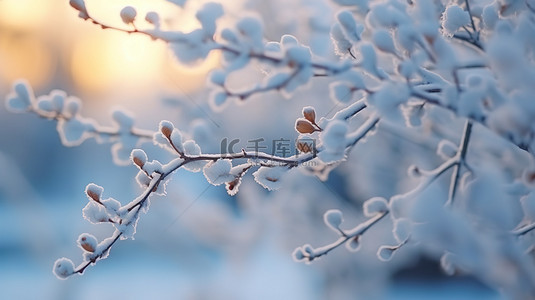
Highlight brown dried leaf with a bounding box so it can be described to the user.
[303,107,316,123]
[296,119,316,134]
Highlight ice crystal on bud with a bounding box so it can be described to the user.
[363,197,388,217]
[120,6,137,24]
[53,258,75,279]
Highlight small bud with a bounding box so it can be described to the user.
[363,197,389,217]
[292,247,306,262]
[53,258,75,279]
[295,119,317,134]
[120,6,137,24]
[345,236,360,252]
[324,209,343,232]
[77,233,98,253]
[69,0,88,17]
[159,120,174,140]
[302,106,316,123]
[377,245,396,261]
[131,149,147,168]
[145,11,160,26]
[407,165,421,178]
[85,183,103,203]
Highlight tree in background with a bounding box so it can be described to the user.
[5,0,535,298]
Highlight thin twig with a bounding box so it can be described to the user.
[446,120,472,207]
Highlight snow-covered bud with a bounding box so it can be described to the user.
[53,258,75,279]
[85,183,104,203]
[131,149,147,169]
[159,120,174,140]
[324,209,343,232]
[345,236,360,252]
[302,106,316,124]
[145,11,160,27]
[69,0,89,19]
[437,139,458,160]
[373,29,397,55]
[253,166,286,191]
[377,245,396,261]
[295,119,317,134]
[407,165,421,178]
[441,5,470,36]
[292,247,307,262]
[120,6,137,24]
[209,70,226,86]
[77,233,98,253]
[363,197,388,217]
[336,10,360,42]
[203,159,234,186]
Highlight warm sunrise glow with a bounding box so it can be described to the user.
[70,0,220,94]
[0,0,50,29]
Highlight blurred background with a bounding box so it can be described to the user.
[0,0,503,299]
